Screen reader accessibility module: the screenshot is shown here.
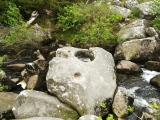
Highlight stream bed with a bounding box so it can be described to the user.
[117,68,160,119]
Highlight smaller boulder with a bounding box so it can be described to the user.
[112,6,131,18]
[117,19,148,41]
[12,90,79,119]
[0,92,18,112]
[135,2,155,19]
[111,0,121,6]
[78,115,98,120]
[145,27,159,40]
[0,92,18,119]
[150,74,160,91]
[26,74,39,89]
[116,60,142,74]
[112,87,134,118]
[144,61,160,72]
[124,0,139,9]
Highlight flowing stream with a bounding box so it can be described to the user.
[117,68,160,119]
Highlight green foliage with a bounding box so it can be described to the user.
[106,114,114,120]
[127,106,134,113]
[98,116,103,120]
[4,2,23,26]
[152,15,160,28]
[2,23,33,45]
[0,55,7,66]
[137,0,151,3]
[131,8,140,17]
[0,83,9,92]
[57,3,86,31]
[151,0,160,14]
[57,2,123,46]
[0,23,41,53]
[150,102,160,109]
[100,102,107,109]
[150,102,160,119]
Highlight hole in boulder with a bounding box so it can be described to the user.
[75,50,95,62]
[74,72,81,79]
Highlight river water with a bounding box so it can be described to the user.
[117,68,160,119]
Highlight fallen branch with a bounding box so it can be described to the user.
[26,11,39,27]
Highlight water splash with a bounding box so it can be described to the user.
[141,68,160,82]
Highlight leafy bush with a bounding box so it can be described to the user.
[0,23,42,53]
[150,102,160,120]
[151,15,160,28]
[151,0,160,14]
[57,3,86,31]
[56,2,123,46]
[3,2,23,26]
[131,8,140,17]
[0,83,9,92]
[0,55,7,66]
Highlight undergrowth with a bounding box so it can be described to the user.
[56,2,124,46]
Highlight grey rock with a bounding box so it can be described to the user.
[144,61,160,72]
[118,19,149,41]
[0,69,6,80]
[0,92,18,113]
[114,37,160,61]
[141,112,156,120]
[12,90,79,119]
[112,87,134,118]
[150,74,160,90]
[124,0,139,9]
[78,115,98,120]
[111,0,121,6]
[135,2,155,19]
[145,27,159,40]
[116,60,142,74]
[112,5,131,18]
[46,47,117,116]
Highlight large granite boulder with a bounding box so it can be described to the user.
[114,37,160,61]
[12,90,79,119]
[135,2,155,19]
[46,47,117,116]
[117,19,149,41]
